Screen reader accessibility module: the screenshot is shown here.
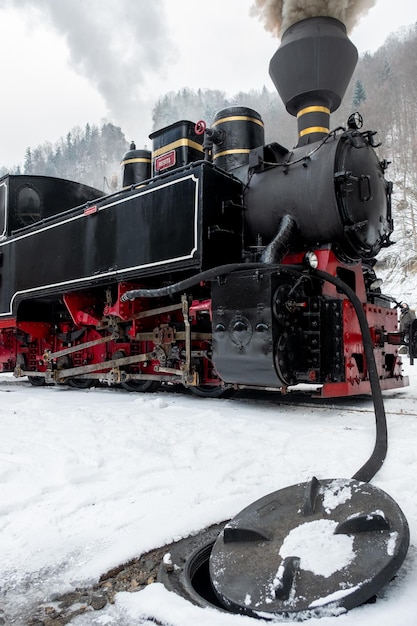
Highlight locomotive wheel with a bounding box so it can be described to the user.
[68,378,93,389]
[28,375,46,387]
[189,384,232,399]
[188,358,232,398]
[121,380,161,393]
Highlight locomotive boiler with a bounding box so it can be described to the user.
[0,16,410,397]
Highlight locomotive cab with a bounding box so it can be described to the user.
[0,174,102,235]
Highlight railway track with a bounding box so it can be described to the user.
[1,373,416,417]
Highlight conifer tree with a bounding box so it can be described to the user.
[352,79,367,108]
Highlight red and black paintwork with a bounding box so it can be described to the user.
[0,16,410,397]
[212,249,405,397]
[0,163,242,319]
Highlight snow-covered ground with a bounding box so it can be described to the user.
[1,362,417,625]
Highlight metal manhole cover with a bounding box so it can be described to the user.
[209,477,409,618]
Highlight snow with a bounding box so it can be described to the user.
[387,532,399,556]
[320,480,353,514]
[308,586,362,609]
[1,363,417,625]
[278,519,355,578]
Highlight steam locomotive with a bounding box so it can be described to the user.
[0,17,410,397]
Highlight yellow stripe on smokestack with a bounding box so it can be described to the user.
[299,126,330,138]
[296,103,331,144]
[296,105,330,118]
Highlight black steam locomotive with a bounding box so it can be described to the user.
[0,17,410,397]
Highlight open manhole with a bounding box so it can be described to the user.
[159,478,409,619]
[158,522,227,610]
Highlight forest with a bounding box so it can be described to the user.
[1,23,417,275]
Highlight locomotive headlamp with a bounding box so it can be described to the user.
[347,111,364,130]
[304,251,319,269]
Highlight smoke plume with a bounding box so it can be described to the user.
[251,0,377,37]
[5,0,173,143]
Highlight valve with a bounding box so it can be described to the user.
[195,120,206,135]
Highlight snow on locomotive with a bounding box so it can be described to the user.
[0,17,410,397]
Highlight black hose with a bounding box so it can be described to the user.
[120,263,271,301]
[261,215,297,264]
[312,269,387,483]
[122,216,297,302]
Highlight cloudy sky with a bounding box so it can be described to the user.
[0,0,416,169]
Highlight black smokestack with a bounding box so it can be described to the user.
[269,16,358,145]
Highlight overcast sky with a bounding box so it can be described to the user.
[0,0,416,169]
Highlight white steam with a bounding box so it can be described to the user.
[4,0,174,140]
[251,0,377,37]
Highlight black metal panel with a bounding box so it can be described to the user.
[199,165,244,269]
[0,163,244,318]
[212,270,281,387]
[0,175,198,316]
[212,269,346,388]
